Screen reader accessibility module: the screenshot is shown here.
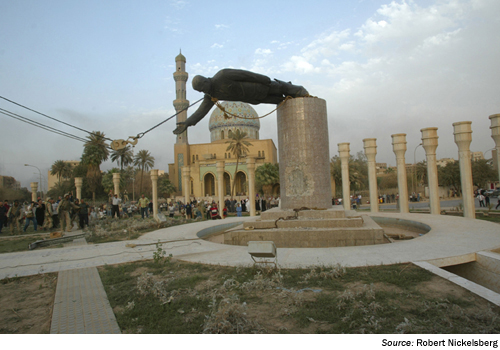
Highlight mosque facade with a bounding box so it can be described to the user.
[168,53,278,200]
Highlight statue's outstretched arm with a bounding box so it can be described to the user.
[220,68,271,85]
[173,95,214,134]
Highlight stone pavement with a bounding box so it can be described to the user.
[50,233,120,334]
[1,213,500,333]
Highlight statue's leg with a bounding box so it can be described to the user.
[274,79,309,98]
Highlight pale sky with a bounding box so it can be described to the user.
[1,0,499,191]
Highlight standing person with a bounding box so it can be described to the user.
[168,202,175,218]
[79,199,90,229]
[43,197,54,231]
[71,199,81,229]
[138,194,150,219]
[186,203,192,219]
[478,193,485,207]
[236,203,242,217]
[52,198,60,229]
[58,193,80,232]
[0,201,6,234]
[197,201,206,220]
[23,201,38,232]
[210,202,219,220]
[123,190,129,202]
[111,194,121,218]
[485,194,490,206]
[8,200,22,235]
[496,194,500,210]
[3,200,10,228]
[35,199,45,228]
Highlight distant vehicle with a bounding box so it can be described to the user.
[485,189,500,197]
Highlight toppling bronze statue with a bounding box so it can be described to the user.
[173,68,309,135]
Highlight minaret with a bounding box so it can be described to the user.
[172,51,190,194]
[173,51,189,144]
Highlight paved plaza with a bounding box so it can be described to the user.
[1,212,500,333]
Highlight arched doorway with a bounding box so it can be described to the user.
[204,173,215,196]
[224,172,231,196]
[235,171,247,196]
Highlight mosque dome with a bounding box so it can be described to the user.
[208,101,260,142]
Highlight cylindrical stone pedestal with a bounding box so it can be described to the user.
[363,138,379,212]
[75,177,83,200]
[30,182,38,202]
[182,167,190,205]
[277,98,331,210]
[216,162,225,219]
[391,134,409,213]
[150,169,159,222]
[246,158,256,217]
[112,173,120,196]
[421,128,440,215]
[338,143,351,210]
[453,121,475,219]
[490,114,500,186]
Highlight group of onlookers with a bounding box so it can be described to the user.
[476,188,500,209]
[0,193,91,234]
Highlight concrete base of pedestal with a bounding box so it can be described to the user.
[224,207,385,248]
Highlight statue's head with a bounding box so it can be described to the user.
[192,75,211,93]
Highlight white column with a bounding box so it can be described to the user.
[75,177,83,200]
[490,114,500,186]
[112,173,120,196]
[338,143,350,210]
[216,161,225,219]
[421,128,440,215]
[182,167,190,205]
[150,169,159,222]
[246,157,256,217]
[363,138,379,212]
[391,134,409,213]
[30,182,38,202]
[453,121,475,219]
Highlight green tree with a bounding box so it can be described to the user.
[330,152,368,195]
[133,150,155,195]
[255,163,279,197]
[472,159,498,188]
[226,129,252,198]
[438,161,461,194]
[158,174,176,198]
[50,160,73,184]
[111,146,133,171]
[81,131,109,202]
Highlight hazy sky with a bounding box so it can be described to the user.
[1,0,499,191]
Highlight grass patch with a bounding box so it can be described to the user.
[99,260,500,334]
[0,235,49,253]
[477,215,500,223]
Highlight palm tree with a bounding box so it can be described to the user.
[226,129,252,198]
[81,131,109,202]
[158,174,176,198]
[255,163,279,197]
[133,150,155,195]
[50,160,73,184]
[110,146,133,171]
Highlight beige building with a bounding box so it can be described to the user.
[0,175,20,190]
[168,53,278,201]
[47,160,80,190]
[471,151,484,161]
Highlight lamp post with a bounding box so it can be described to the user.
[24,164,43,199]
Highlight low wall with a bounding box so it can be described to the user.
[370,216,431,234]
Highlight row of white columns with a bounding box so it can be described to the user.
[338,115,500,218]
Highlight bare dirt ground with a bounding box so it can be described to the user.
[0,273,57,334]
